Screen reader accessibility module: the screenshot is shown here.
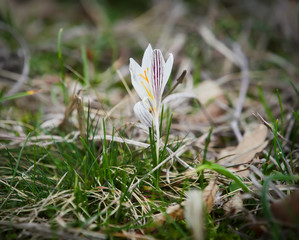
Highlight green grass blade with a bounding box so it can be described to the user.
[81,45,89,86]
[276,89,284,135]
[161,113,172,163]
[196,162,250,193]
[203,127,213,164]
[288,79,299,97]
[273,120,292,174]
[199,127,213,188]
[0,90,38,103]
[57,28,65,82]
[57,28,68,104]
[9,133,31,191]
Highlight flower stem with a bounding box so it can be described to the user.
[155,116,160,186]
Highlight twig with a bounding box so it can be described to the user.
[231,43,250,142]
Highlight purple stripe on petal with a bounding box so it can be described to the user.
[134,101,153,127]
[151,50,164,101]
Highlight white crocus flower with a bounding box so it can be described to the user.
[129,44,173,162]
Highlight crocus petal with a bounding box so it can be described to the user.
[142,44,153,70]
[133,101,153,127]
[161,53,173,93]
[129,58,149,100]
[150,49,164,101]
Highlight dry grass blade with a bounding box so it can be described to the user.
[0,221,106,240]
[76,94,86,139]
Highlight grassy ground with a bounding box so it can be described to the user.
[0,0,299,239]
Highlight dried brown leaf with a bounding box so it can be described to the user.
[203,179,219,213]
[152,204,184,226]
[218,124,268,177]
[223,192,243,215]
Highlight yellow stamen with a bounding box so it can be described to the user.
[139,69,149,84]
[141,81,154,100]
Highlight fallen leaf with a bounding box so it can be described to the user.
[202,179,219,213]
[223,192,243,215]
[218,124,268,177]
[152,204,184,226]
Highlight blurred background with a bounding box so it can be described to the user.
[0,0,298,132]
[1,0,298,87]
